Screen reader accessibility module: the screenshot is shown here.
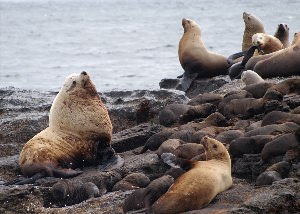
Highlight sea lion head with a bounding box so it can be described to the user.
[243,12,263,27]
[291,32,300,45]
[201,136,230,163]
[252,33,265,47]
[62,71,99,99]
[182,18,201,34]
[277,23,289,34]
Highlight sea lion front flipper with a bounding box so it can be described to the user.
[241,46,258,66]
[98,154,124,171]
[227,50,246,66]
[176,72,198,92]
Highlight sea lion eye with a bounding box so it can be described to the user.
[247,17,251,20]
[213,144,217,149]
[72,81,76,85]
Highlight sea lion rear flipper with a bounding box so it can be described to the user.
[176,72,198,92]
[4,172,46,185]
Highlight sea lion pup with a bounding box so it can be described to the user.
[179,103,217,124]
[252,32,300,78]
[8,72,115,185]
[187,93,224,106]
[261,128,300,161]
[241,70,264,86]
[274,23,290,48]
[112,173,150,192]
[244,122,299,137]
[229,135,275,157]
[176,18,228,91]
[152,136,232,213]
[252,33,284,55]
[256,161,291,186]
[242,12,266,51]
[261,111,300,126]
[122,175,174,213]
[243,82,274,98]
[158,104,190,126]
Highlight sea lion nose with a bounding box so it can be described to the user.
[81,71,87,75]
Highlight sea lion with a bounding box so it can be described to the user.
[112,173,150,192]
[179,112,231,132]
[229,135,275,157]
[158,104,190,127]
[243,82,275,98]
[179,103,217,124]
[274,23,290,48]
[136,128,175,154]
[256,161,291,186]
[244,122,299,137]
[10,72,115,185]
[261,111,300,126]
[215,130,244,145]
[51,180,100,206]
[173,143,205,160]
[177,18,228,91]
[251,32,300,78]
[152,136,232,213]
[252,33,284,55]
[223,97,265,119]
[261,129,300,161]
[122,175,174,213]
[187,93,224,106]
[168,129,194,143]
[156,139,184,158]
[241,70,264,86]
[242,12,266,51]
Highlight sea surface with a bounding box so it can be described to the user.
[0,0,299,92]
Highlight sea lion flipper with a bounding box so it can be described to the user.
[161,153,195,171]
[176,72,198,92]
[4,172,46,185]
[241,46,258,66]
[98,154,124,171]
[227,51,246,66]
[53,168,83,178]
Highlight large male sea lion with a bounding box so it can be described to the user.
[152,136,232,213]
[177,18,228,91]
[8,72,116,185]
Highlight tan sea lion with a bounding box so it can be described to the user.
[11,72,114,185]
[152,136,232,213]
[252,32,300,78]
[274,23,290,48]
[241,70,264,86]
[242,12,266,51]
[177,18,228,91]
[252,33,284,55]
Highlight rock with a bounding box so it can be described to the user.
[159,78,181,89]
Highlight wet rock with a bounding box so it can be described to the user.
[159,78,181,89]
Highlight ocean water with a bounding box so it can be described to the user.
[0,0,299,92]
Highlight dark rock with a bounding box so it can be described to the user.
[159,78,181,89]
[112,123,163,153]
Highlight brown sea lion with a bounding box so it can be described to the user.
[252,32,300,78]
[122,175,174,213]
[152,136,232,213]
[244,122,299,137]
[187,93,224,106]
[261,129,300,161]
[274,23,290,48]
[243,81,275,98]
[252,33,284,55]
[177,18,228,91]
[179,103,217,124]
[173,143,205,160]
[256,161,291,186]
[112,173,150,192]
[179,112,231,132]
[215,130,244,145]
[158,104,190,127]
[9,72,116,185]
[242,12,266,51]
[261,111,300,126]
[156,139,184,158]
[229,135,275,157]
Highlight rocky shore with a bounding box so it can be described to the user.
[1,75,300,214]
